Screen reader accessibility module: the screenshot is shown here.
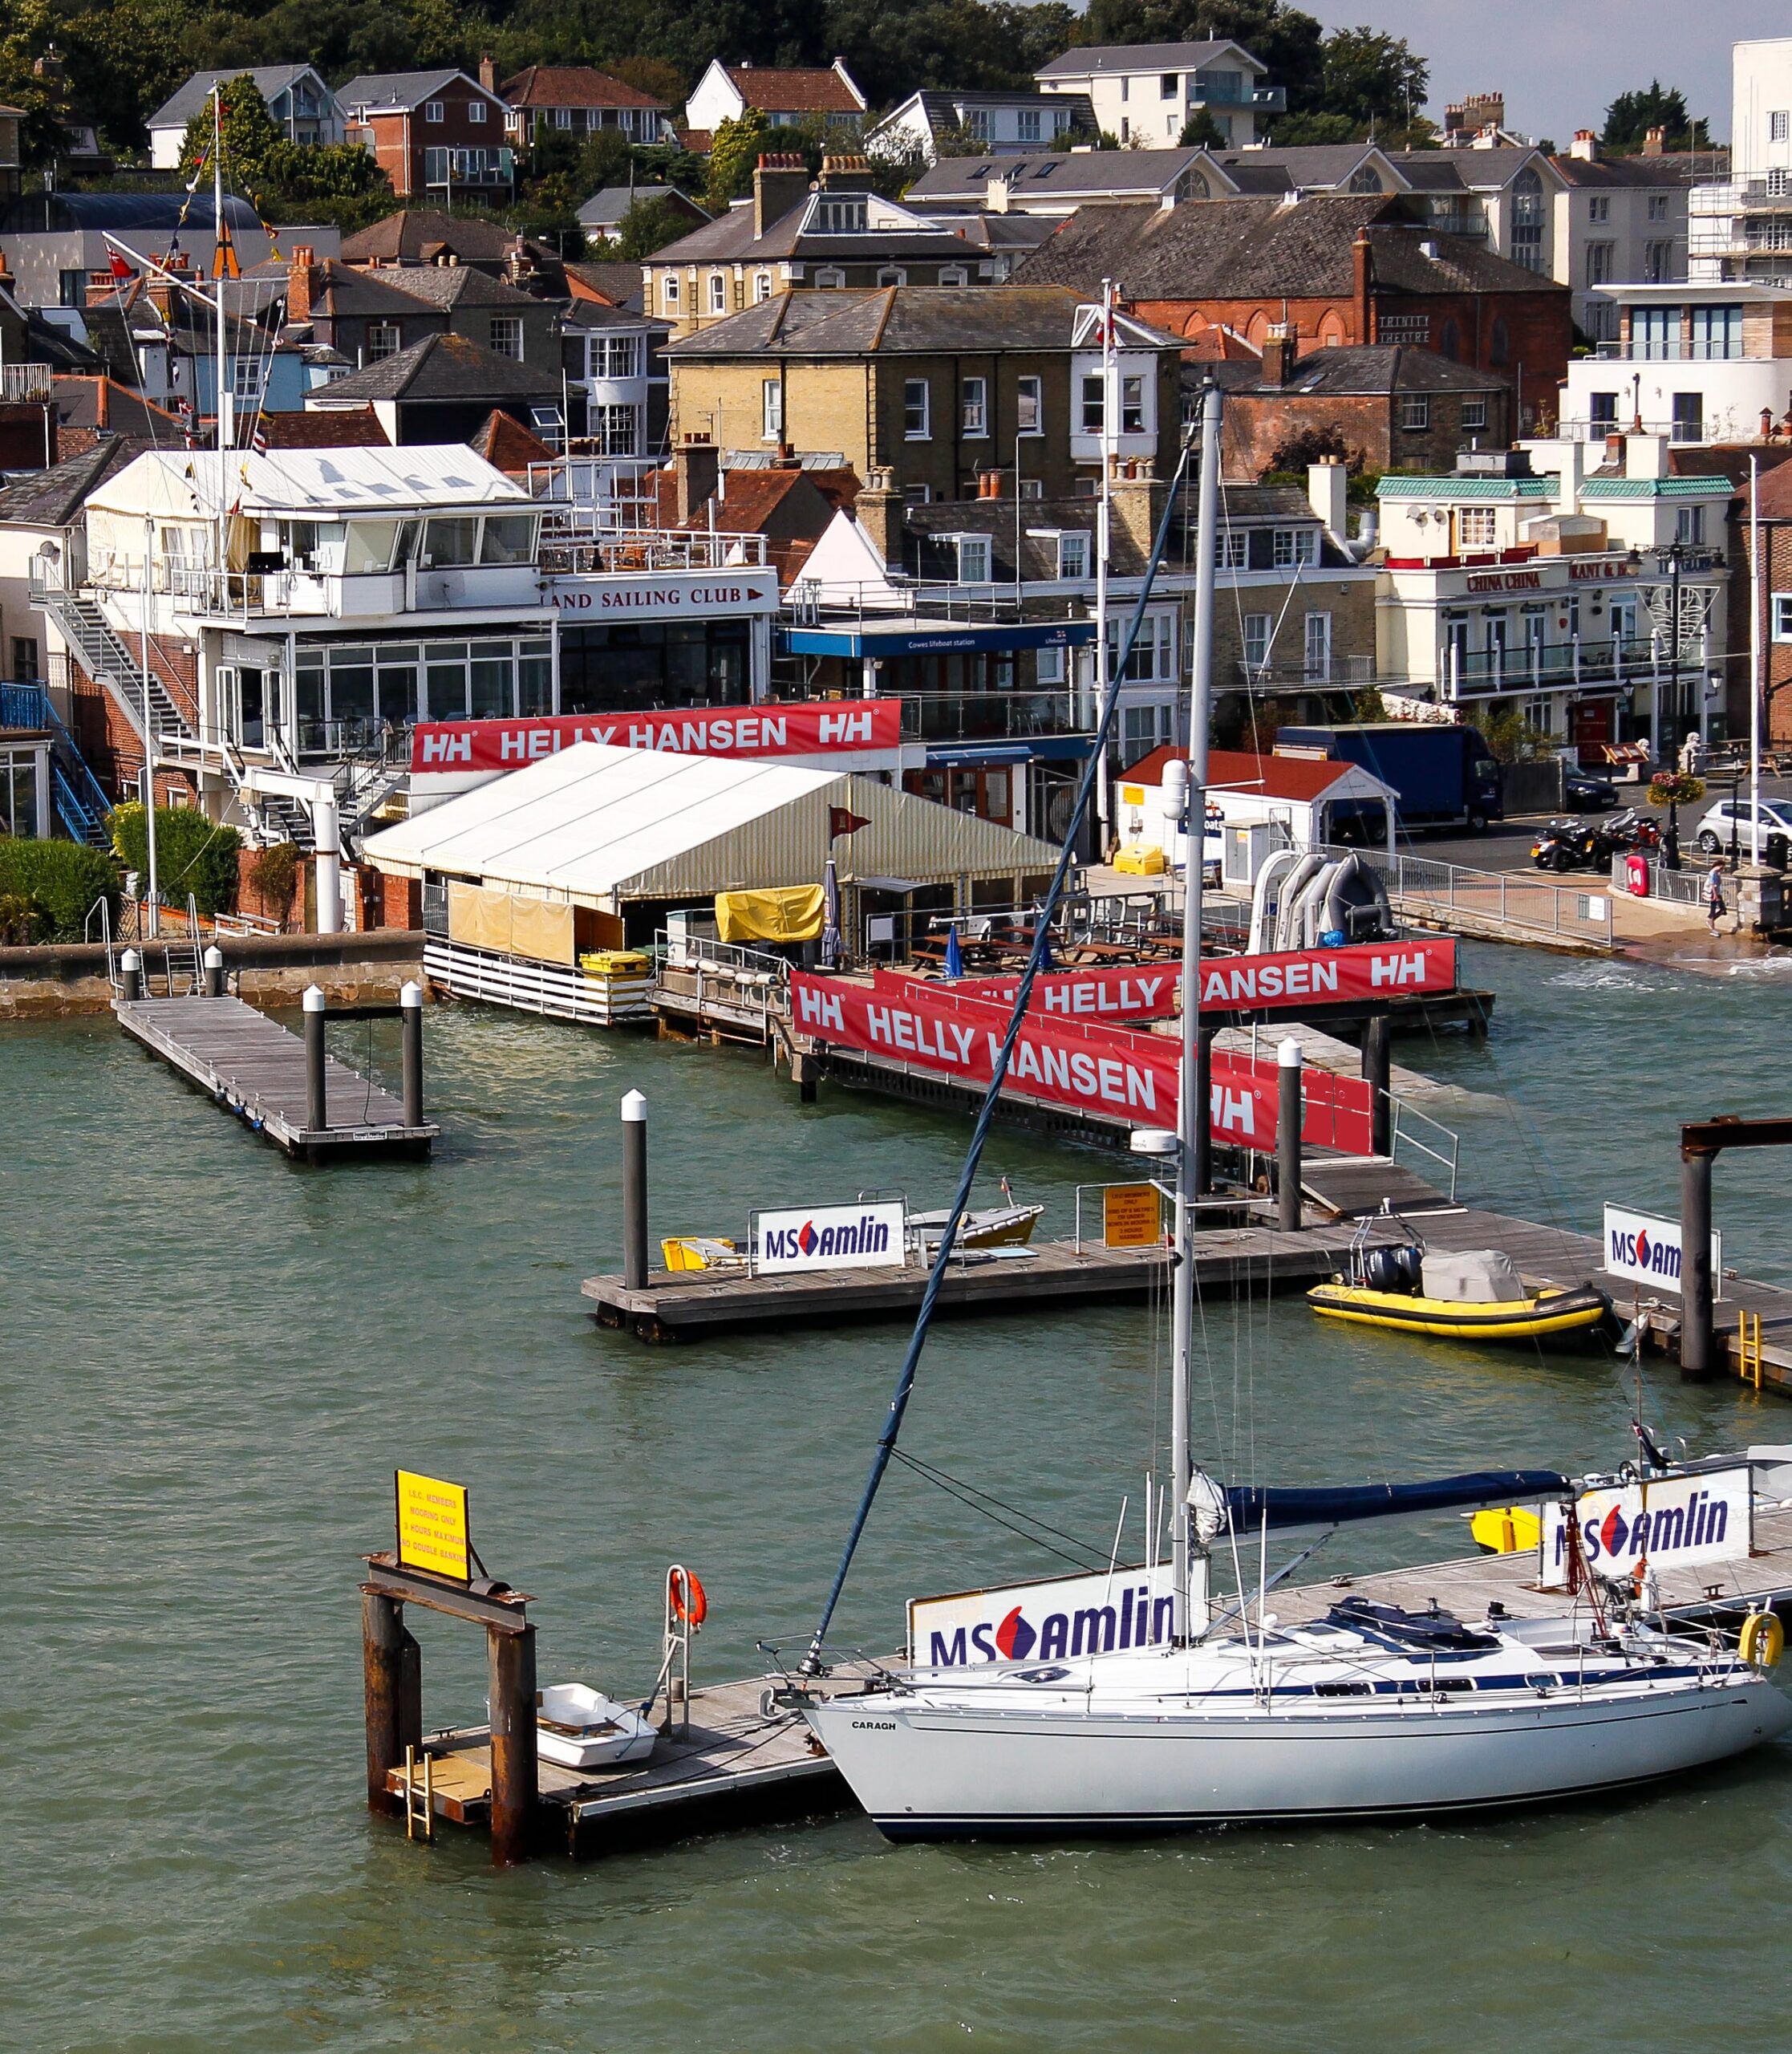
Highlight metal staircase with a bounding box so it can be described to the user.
[1,681,113,845]
[30,571,200,753]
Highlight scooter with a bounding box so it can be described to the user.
[1531,818,1615,872]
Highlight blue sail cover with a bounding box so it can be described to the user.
[1223,1469,1570,1532]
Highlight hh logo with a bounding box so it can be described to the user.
[819,711,872,745]
[797,987,845,1033]
[420,732,472,765]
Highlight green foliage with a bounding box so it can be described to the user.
[109,803,241,917]
[706,108,773,210]
[0,835,120,940]
[1260,423,1362,478]
[1310,25,1427,131]
[1179,109,1226,148]
[0,891,53,945]
[246,840,299,918]
[1478,704,1551,763]
[1603,82,1710,153]
[574,127,634,192]
[176,75,391,231]
[606,193,702,259]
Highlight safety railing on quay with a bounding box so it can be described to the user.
[1321,843,1617,952]
[1608,852,1707,907]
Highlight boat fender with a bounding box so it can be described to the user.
[668,1565,708,1627]
[1740,1610,1784,1669]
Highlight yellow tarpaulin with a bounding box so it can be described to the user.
[446,880,575,964]
[715,885,825,944]
[506,894,575,966]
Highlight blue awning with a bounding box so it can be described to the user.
[1224,1469,1571,1532]
[778,619,1097,658]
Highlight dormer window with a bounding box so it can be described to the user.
[813,197,866,233]
[955,535,991,583]
[1057,532,1089,579]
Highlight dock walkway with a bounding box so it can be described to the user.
[116,996,436,1159]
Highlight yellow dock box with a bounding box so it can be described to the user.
[1113,843,1166,876]
[580,950,651,977]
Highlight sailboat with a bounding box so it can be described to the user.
[797,359,1792,1838]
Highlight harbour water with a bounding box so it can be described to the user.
[8,943,1792,2052]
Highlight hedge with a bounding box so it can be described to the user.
[109,803,242,917]
[0,836,121,941]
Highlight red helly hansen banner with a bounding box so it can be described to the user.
[902,936,1457,1026]
[794,973,1372,1154]
[411,699,902,773]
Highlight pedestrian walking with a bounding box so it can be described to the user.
[1706,861,1729,935]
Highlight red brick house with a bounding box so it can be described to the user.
[340,69,513,205]
[496,63,671,147]
[1016,193,1571,433]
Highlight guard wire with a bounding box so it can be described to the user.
[800,403,1205,1675]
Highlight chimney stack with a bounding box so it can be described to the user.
[1570,129,1599,161]
[287,245,318,323]
[854,465,903,563]
[1259,322,1297,385]
[752,153,812,239]
[1643,126,1665,156]
[479,54,497,93]
[675,434,720,523]
[818,154,877,193]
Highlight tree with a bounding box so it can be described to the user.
[576,128,635,193]
[706,107,772,210]
[1603,82,1710,153]
[1312,26,1427,132]
[175,74,391,232]
[610,193,702,259]
[1179,108,1226,148]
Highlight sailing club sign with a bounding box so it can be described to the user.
[1539,1467,1752,1591]
[753,1199,905,1275]
[411,700,900,772]
[792,972,1374,1152]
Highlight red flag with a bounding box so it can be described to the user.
[829,806,870,840]
[108,253,133,281]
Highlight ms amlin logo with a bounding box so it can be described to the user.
[755,1198,906,1274]
[764,1212,891,1262]
[910,1566,1178,1668]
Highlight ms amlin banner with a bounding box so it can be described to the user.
[793,972,1373,1153]
[411,699,901,772]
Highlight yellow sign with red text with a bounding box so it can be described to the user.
[1103,1183,1162,1248]
[395,1469,470,1582]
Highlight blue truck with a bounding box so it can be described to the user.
[1277,722,1504,836]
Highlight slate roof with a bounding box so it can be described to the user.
[339,71,487,115]
[564,261,647,311]
[0,433,141,527]
[470,408,557,471]
[1202,144,1390,195]
[1385,147,1545,194]
[310,331,557,402]
[1551,153,1701,189]
[577,185,707,230]
[650,196,979,267]
[1230,344,1509,398]
[501,66,666,112]
[361,263,544,312]
[148,65,325,132]
[719,65,862,113]
[906,148,1201,202]
[663,286,1183,358]
[1014,196,1565,300]
[341,210,517,266]
[1036,40,1260,78]
[246,254,439,320]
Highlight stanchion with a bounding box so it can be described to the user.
[401,980,424,1129]
[120,948,143,1002]
[203,944,225,997]
[303,984,328,1134]
[622,1089,648,1289]
[1277,1037,1303,1231]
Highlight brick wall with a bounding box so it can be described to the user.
[1223,386,1513,480]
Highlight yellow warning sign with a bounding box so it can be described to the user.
[1103,1183,1162,1248]
[395,1469,470,1582]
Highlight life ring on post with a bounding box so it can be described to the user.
[668,1565,707,1628]
[1740,1610,1784,1670]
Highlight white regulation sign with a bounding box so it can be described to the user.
[1539,1465,1753,1591]
[1602,1204,1721,1299]
[753,1200,905,1275]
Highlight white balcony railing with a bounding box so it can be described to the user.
[1,364,53,403]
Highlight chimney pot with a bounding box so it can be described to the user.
[1644,126,1665,156]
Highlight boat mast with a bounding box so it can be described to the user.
[1170,380,1222,1642]
[214,84,232,462]
[1093,278,1114,851]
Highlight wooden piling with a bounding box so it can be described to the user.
[363,1588,422,1812]
[1364,1013,1393,1157]
[487,1622,539,1867]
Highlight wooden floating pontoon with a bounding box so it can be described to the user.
[116,996,436,1160]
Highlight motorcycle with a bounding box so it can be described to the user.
[1603,806,1661,853]
[1531,817,1616,872]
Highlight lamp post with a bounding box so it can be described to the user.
[1667,538,1685,767]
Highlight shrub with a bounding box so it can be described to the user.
[0,836,120,940]
[109,804,241,917]
[0,891,51,944]
[247,841,299,923]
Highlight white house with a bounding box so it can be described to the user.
[1554,133,1694,339]
[682,60,866,140]
[1560,279,1792,444]
[148,66,343,171]
[1032,39,1280,150]
[1689,37,1792,285]
[1373,439,1733,759]
[866,90,1095,165]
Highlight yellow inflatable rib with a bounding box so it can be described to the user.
[1307,1281,1612,1343]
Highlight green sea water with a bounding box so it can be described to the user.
[7,944,1792,2052]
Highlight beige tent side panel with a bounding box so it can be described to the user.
[447,880,513,952]
[507,895,576,965]
[617,782,1064,903]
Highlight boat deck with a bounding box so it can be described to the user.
[115,996,436,1159]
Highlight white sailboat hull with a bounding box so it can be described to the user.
[809,1672,1792,1838]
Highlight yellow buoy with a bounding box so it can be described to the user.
[1740,1610,1785,1670]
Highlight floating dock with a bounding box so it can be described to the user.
[116,995,436,1160]
[387,1508,1792,1860]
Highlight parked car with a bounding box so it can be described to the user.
[1694,798,1792,854]
[1563,772,1619,811]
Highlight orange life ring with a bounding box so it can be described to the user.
[668,1566,707,1627]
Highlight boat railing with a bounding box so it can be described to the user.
[1323,844,1617,952]
[1388,1098,1461,1202]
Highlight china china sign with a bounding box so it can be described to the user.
[792,972,1372,1153]
[411,700,901,773]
